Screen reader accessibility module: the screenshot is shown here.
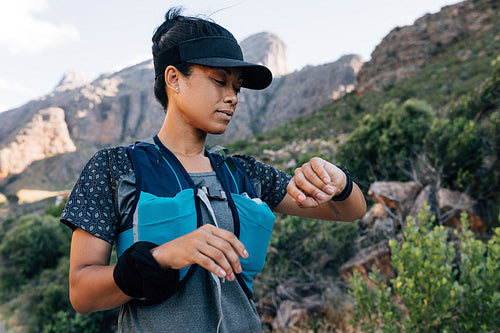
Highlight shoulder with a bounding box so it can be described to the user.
[233,154,290,180]
[232,154,269,177]
[85,146,133,179]
[233,154,291,209]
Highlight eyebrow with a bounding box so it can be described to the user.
[221,68,244,80]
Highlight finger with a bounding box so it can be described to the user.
[325,164,347,196]
[194,250,232,280]
[309,157,331,184]
[301,160,327,188]
[287,179,322,208]
[294,166,328,201]
[197,243,237,281]
[287,178,307,203]
[309,159,338,196]
[208,225,248,259]
[206,236,242,275]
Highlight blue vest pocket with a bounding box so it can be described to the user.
[233,194,275,281]
[117,189,198,280]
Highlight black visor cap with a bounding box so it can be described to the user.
[153,36,273,90]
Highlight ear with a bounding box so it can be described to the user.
[164,65,180,94]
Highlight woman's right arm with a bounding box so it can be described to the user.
[69,228,132,314]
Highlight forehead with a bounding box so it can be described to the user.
[194,65,243,78]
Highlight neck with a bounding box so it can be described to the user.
[157,115,214,173]
[157,131,206,157]
[157,113,207,157]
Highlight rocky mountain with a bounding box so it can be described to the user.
[213,53,362,144]
[54,71,89,93]
[1,0,498,331]
[0,32,362,194]
[240,32,288,78]
[0,107,76,182]
[357,0,496,93]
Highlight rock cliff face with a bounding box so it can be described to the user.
[0,32,361,190]
[356,0,496,93]
[211,54,362,144]
[0,107,76,184]
[54,71,89,93]
[240,32,288,77]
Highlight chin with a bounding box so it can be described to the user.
[209,126,228,135]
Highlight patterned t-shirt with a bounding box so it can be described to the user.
[61,146,292,332]
[61,146,291,244]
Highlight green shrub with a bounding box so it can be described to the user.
[424,116,483,190]
[336,99,434,185]
[0,215,69,290]
[45,197,68,217]
[349,204,500,332]
[254,215,358,299]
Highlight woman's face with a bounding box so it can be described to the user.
[174,65,244,135]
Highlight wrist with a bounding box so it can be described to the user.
[150,245,169,270]
[331,165,353,201]
[113,241,180,305]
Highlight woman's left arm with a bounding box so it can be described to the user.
[273,157,366,222]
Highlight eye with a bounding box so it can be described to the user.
[214,79,226,86]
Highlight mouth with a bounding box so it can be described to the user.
[216,109,234,120]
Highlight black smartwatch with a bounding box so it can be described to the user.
[331,165,353,201]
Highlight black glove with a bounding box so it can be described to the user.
[113,241,180,306]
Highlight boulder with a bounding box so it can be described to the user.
[409,185,487,233]
[339,241,393,289]
[368,181,422,218]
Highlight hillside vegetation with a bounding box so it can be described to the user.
[0,1,499,332]
[229,4,500,225]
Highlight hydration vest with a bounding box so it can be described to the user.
[116,136,276,299]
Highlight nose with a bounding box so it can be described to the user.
[223,87,238,106]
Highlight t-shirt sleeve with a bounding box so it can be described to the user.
[233,154,292,209]
[61,148,126,244]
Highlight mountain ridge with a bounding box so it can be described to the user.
[0,33,361,193]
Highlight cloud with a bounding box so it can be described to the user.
[0,0,79,54]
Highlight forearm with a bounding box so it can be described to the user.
[326,182,366,221]
[276,158,367,221]
[274,182,366,222]
[70,264,131,314]
[69,228,132,314]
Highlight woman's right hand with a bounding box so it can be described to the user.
[150,224,248,281]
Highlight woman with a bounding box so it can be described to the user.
[61,7,366,332]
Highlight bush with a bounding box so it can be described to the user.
[424,116,483,191]
[0,220,119,333]
[254,215,358,299]
[0,215,70,290]
[349,204,500,332]
[336,99,434,185]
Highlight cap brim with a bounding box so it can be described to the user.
[187,57,273,90]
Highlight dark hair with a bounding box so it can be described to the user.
[152,7,237,111]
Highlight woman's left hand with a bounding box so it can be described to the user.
[287,157,346,208]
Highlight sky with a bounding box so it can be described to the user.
[0,0,461,112]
